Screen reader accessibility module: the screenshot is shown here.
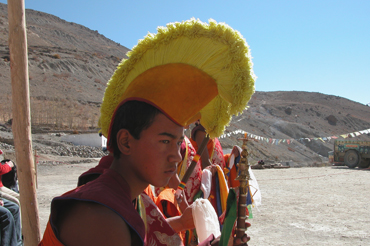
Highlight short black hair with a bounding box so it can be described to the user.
[109,100,161,159]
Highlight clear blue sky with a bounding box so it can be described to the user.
[2,0,369,105]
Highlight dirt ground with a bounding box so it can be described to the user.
[36,158,370,246]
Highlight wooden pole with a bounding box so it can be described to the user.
[7,1,41,245]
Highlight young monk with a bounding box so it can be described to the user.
[42,101,192,245]
[40,18,256,246]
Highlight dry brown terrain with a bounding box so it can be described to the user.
[36,156,370,246]
[1,2,370,166]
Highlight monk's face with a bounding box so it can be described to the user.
[129,113,184,188]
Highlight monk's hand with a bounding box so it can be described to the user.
[233,234,249,246]
[175,191,183,204]
[205,164,217,175]
[232,222,251,246]
[179,205,195,231]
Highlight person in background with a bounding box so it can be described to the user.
[0,160,19,206]
[190,121,226,170]
[190,121,229,221]
[1,159,19,193]
[223,145,262,220]
[0,198,22,246]
[223,146,242,188]
[156,134,202,204]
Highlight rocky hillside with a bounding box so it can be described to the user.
[1,3,370,166]
[0,3,129,128]
[219,91,370,166]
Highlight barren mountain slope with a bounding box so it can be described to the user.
[219,91,370,166]
[1,3,369,166]
[0,3,128,106]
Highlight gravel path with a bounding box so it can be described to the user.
[248,166,370,245]
[35,161,370,245]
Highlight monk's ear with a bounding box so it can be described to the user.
[117,129,131,155]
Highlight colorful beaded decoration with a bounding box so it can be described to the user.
[178,181,186,190]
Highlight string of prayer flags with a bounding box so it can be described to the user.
[218,128,370,145]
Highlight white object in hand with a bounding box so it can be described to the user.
[192,198,221,243]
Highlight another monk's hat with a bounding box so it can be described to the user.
[99,18,256,142]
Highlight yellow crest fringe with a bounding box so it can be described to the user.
[99,18,256,139]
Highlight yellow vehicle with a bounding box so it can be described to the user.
[333,140,370,168]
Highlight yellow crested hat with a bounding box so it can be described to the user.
[99,18,256,140]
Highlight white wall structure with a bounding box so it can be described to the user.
[61,133,102,148]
